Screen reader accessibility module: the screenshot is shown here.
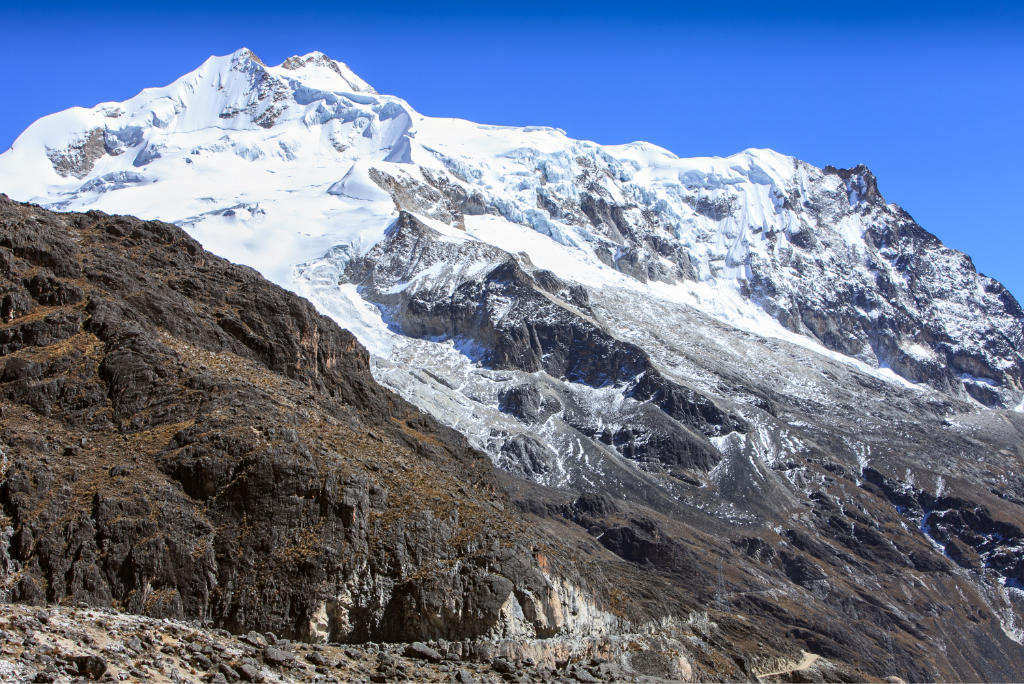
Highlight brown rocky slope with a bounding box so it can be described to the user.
[0,193,593,641]
[0,196,875,681]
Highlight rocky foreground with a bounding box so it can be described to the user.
[0,601,869,683]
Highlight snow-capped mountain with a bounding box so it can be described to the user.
[2,48,1020,408]
[4,48,1024,679]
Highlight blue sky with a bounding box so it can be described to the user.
[2,1,1022,298]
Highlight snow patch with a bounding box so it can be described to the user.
[961,373,998,388]
[901,342,937,361]
[327,161,393,203]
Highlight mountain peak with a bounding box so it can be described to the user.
[209,48,375,94]
[824,163,884,205]
[229,46,265,66]
[1,48,1021,407]
[276,50,376,93]
[280,50,332,68]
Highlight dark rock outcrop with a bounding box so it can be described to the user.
[343,211,743,475]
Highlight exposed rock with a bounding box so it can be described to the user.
[261,646,293,667]
[219,662,240,682]
[71,654,106,680]
[45,128,107,179]
[491,656,516,674]
[236,661,264,682]
[405,642,444,662]
[240,632,264,649]
[569,663,601,682]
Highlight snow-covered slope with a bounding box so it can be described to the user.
[2,48,1020,409]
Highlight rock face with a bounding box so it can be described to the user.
[0,196,617,645]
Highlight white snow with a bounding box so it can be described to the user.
[0,46,1010,407]
[902,342,937,361]
[960,373,999,388]
[328,161,393,202]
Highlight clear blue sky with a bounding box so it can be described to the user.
[2,1,1022,299]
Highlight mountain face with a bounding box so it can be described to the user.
[0,196,881,683]
[3,48,1024,681]
[2,48,1021,410]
